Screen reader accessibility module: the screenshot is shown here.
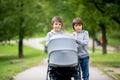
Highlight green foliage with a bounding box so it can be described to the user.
[107,31,120,46]
[108,31,120,39]
[0,0,49,57]
[1,0,120,40]
[0,0,48,41]
[0,0,120,56]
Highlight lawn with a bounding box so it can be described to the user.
[90,48,120,80]
[0,43,47,80]
[107,31,120,47]
[90,51,120,67]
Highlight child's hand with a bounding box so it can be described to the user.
[74,38,78,42]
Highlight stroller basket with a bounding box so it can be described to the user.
[47,34,78,67]
[49,50,78,67]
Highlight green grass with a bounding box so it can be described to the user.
[108,31,120,47]
[90,52,120,67]
[108,38,120,47]
[115,74,120,80]
[90,48,120,80]
[0,43,47,80]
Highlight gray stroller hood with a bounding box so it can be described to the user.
[47,34,78,67]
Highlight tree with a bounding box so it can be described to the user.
[0,0,47,58]
[73,0,120,54]
[93,0,120,54]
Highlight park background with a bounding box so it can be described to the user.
[0,0,120,80]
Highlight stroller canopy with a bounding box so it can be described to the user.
[47,34,78,67]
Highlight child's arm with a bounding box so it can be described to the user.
[46,32,51,46]
[77,31,89,45]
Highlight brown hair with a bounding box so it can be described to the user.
[51,16,63,26]
[72,18,83,30]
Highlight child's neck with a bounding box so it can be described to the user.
[77,30,82,33]
[56,31,61,33]
[54,30,61,33]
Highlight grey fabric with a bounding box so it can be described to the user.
[49,50,78,67]
[46,29,65,45]
[47,34,77,54]
[47,34,78,67]
[72,30,89,58]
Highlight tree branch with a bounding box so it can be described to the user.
[112,17,120,24]
[94,2,105,13]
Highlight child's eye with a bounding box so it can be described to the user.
[59,23,61,25]
[75,24,78,26]
[55,23,57,25]
[75,24,78,27]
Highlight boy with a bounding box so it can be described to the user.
[46,16,65,80]
[46,16,64,47]
[72,18,89,80]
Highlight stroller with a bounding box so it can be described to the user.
[46,34,80,80]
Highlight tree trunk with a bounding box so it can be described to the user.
[18,1,24,58]
[18,38,24,58]
[99,23,107,54]
[92,36,95,53]
[92,31,95,53]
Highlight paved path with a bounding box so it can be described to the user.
[13,38,114,80]
[23,38,45,50]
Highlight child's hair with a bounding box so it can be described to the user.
[51,16,63,26]
[72,18,83,30]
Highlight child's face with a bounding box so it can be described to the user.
[53,21,62,32]
[74,24,82,33]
